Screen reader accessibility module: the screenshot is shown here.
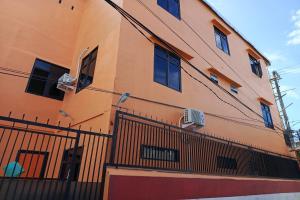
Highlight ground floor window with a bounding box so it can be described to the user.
[216,156,237,170]
[59,147,83,181]
[141,145,179,162]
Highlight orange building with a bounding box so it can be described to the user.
[1,0,300,199]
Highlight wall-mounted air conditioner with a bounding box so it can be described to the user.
[57,73,77,92]
[182,108,205,129]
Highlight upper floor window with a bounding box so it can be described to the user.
[230,85,238,94]
[214,27,230,55]
[26,59,69,101]
[210,74,219,84]
[261,103,274,129]
[77,47,98,92]
[154,45,181,91]
[157,0,181,19]
[249,55,263,78]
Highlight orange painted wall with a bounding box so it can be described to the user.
[0,0,290,157]
[57,0,123,132]
[111,0,289,156]
[0,0,84,122]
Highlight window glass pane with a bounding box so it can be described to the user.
[169,53,180,65]
[155,45,168,59]
[221,36,229,54]
[169,62,180,90]
[249,55,262,77]
[215,33,222,50]
[168,0,180,18]
[157,0,168,10]
[26,59,69,100]
[77,47,98,92]
[34,60,51,72]
[27,63,49,95]
[261,104,273,128]
[154,55,168,85]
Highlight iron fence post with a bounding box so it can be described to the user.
[64,130,81,200]
[109,110,120,165]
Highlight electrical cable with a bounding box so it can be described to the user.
[104,0,285,133]
[0,67,284,137]
[136,0,263,101]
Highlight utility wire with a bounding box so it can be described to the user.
[136,0,263,101]
[104,0,285,133]
[0,66,284,137]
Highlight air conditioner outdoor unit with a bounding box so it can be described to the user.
[57,73,77,92]
[182,109,205,129]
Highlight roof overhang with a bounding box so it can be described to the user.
[201,0,271,66]
[149,36,194,60]
[211,19,231,35]
[258,97,273,106]
[208,67,242,88]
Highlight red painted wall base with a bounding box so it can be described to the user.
[108,175,300,200]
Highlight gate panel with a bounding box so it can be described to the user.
[0,115,111,200]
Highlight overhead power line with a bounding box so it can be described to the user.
[104,0,284,133]
[0,67,283,135]
[135,0,263,104]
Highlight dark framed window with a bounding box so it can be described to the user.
[76,47,98,92]
[217,156,237,170]
[154,45,181,91]
[249,55,263,78]
[26,59,69,101]
[261,103,274,129]
[16,150,49,178]
[157,0,181,19]
[214,27,230,55]
[59,147,83,181]
[230,85,238,94]
[210,74,219,84]
[141,145,179,162]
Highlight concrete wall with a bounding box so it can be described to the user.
[0,0,84,122]
[0,0,290,154]
[0,0,123,132]
[112,0,288,155]
[103,167,300,200]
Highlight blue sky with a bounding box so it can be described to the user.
[205,0,300,131]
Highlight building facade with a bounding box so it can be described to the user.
[1,0,300,199]
[0,0,289,155]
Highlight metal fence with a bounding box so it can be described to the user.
[1,111,300,200]
[0,115,111,200]
[110,111,300,179]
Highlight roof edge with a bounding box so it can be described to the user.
[201,0,271,66]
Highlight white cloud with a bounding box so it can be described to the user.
[281,68,300,74]
[287,9,300,45]
[264,52,286,63]
[280,85,300,100]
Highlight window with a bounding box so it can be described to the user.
[210,74,219,84]
[217,156,237,170]
[261,103,274,129]
[16,150,49,178]
[230,85,238,94]
[249,55,262,78]
[157,0,181,19]
[214,27,230,54]
[77,47,98,92]
[141,145,179,162]
[59,147,83,181]
[26,59,69,100]
[154,45,181,91]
